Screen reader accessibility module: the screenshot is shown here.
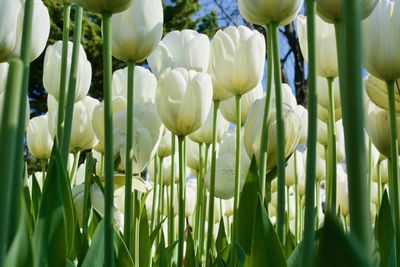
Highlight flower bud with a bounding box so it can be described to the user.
[317,0,377,23]
[72,0,132,14]
[27,114,53,160]
[0,0,21,62]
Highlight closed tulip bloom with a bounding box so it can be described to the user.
[298,15,338,78]
[336,166,349,217]
[0,0,21,62]
[72,0,131,14]
[172,184,197,217]
[112,66,157,103]
[114,104,164,174]
[285,150,304,187]
[238,0,303,26]
[222,198,234,217]
[363,0,400,81]
[148,30,210,78]
[205,195,222,224]
[205,131,251,199]
[209,26,265,97]
[186,138,212,170]
[297,105,308,145]
[0,63,9,94]
[189,104,229,144]
[317,0,377,23]
[157,128,172,158]
[372,159,389,184]
[27,114,53,160]
[316,76,341,113]
[111,0,163,62]
[366,75,400,113]
[220,83,263,125]
[318,103,341,123]
[366,99,400,158]
[43,41,92,103]
[13,0,50,62]
[156,68,213,136]
[148,154,183,185]
[303,148,326,181]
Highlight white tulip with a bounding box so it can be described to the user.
[317,0,377,23]
[297,105,308,145]
[0,0,21,62]
[148,154,184,185]
[111,0,163,63]
[72,0,131,14]
[222,198,234,217]
[0,63,9,94]
[336,166,349,217]
[43,41,92,103]
[365,75,400,113]
[285,150,304,187]
[157,128,172,158]
[27,114,53,160]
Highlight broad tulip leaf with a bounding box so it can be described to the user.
[237,157,261,254]
[216,217,228,254]
[81,220,105,267]
[155,232,168,267]
[315,213,372,267]
[287,241,303,267]
[139,207,151,267]
[150,217,167,246]
[115,231,134,267]
[185,230,196,267]
[376,190,395,267]
[166,241,179,267]
[285,230,296,258]
[247,197,287,267]
[31,172,42,220]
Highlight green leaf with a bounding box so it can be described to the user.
[154,232,168,267]
[139,207,151,267]
[150,217,167,246]
[185,230,196,267]
[237,157,261,254]
[166,241,179,267]
[4,194,33,267]
[376,190,395,267]
[216,217,228,254]
[285,230,296,258]
[315,213,372,267]
[114,230,134,267]
[81,220,105,267]
[30,172,42,221]
[287,241,303,267]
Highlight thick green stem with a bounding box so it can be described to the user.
[56,4,71,140]
[168,134,176,244]
[337,0,371,256]
[199,144,210,260]
[387,80,400,265]
[177,136,186,267]
[0,60,23,266]
[124,61,135,250]
[302,1,317,265]
[271,23,286,245]
[102,12,114,267]
[150,156,159,231]
[326,77,337,214]
[259,24,274,200]
[61,6,83,165]
[206,101,220,265]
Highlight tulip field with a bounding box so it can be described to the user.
[1,0,399,266]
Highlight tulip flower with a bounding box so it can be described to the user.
[27,114,53,160]
[336,166,349,217]
[148,155,182,186]
[208,26,265,97]
[317,0,378,23]
[285,150,304,187]
[298,15,338,78]
[157,128,172,158]
[0,0,21,62]
[13,0,50,62]
[148,30,210,78]
[167,184,197,217]
[111,0,163,63]
[297,105,308,145]
[156,68,213,137]
[186,138,211,171]
[219,83,263,125]
[205,195,222,225]
[112,66,157,104]
[238,0,303,26]
[0,63,9,94]
[113,103,164,174]
[72,0,131,14]
[43,41,92,103]
[205,131,251,199]
[189,104,229,144]
[366,75,400,113]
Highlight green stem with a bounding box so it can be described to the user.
[150,156,159,231]
[56,4,71,140]
[206,101,220,265]
[41,160,46,181]
[124,61,135,250]
[286,186,290,234]
[302,0,317,265]
[0,60,23,266]
[387,80,400,265]
[194,143,204,241]
[327,77,337,214]
[83,153,94,237]
[199,144,210,260]
[377,160,382,211]
[9,0,34,251]
[102,12,114,267]
[168,134,176,244]
[157,156,164,245]
[69,151,81,186]
[316,180,320,228]
[271,23,286,245]
[259,24,274,201]
[177,136,186,267]
[61,6,83,165]
[294,151,300,243]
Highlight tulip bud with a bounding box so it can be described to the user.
[27,114,53,160]
[317,0,377,23]
[148,154,183,186]
[205,195,222,224]
[238,0,303,26]
[156,68,213,136]
[316,76,341,115]
[0,0,21,62]
[363,0,400,81]
[148,30,210,78]
[72,0,132,14]
[185,138,212,171]
[285,150,304,187]
[219,83,263,125]
[209,26,265,98]
[111,0,163,62]
[114,103,164,174]
[13,0,50,62]
[222,198,234,217]
[171,184,197,217]
[189,104,229,144]
[303,148,326,181]
[365,75,400,113]
[112,66,157,104]
[43,41,92,103]
[298,15,338,78]
[336,166,349,217]
[0,63,9,94]
[157,128,172,158]
[205,131,251,199]
[297,105,308,145]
